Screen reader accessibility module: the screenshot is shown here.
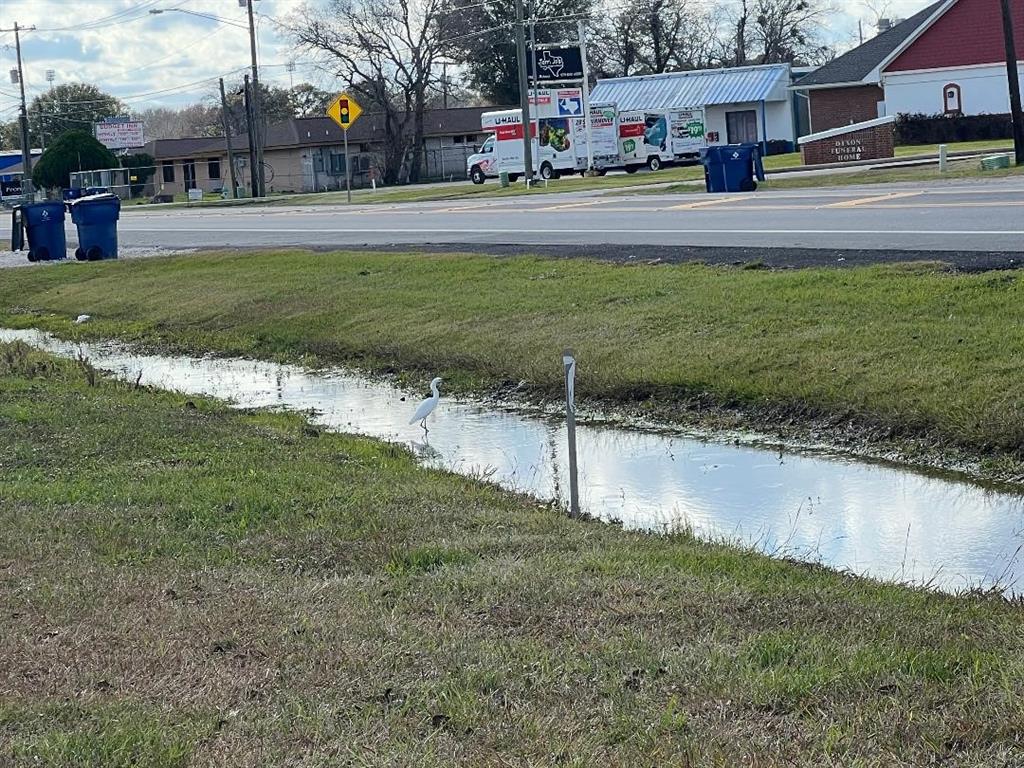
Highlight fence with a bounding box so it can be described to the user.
[69,167,157,200]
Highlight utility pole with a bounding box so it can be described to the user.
[219,78,239,199]
[999,0,1024,165]
[243,75,258,197]
[1,22,36,199]
[514,0,534,184]
[245,0,265,196]
[578,20,594,172]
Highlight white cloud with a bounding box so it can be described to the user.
[0,0,941,120]
[0,0,336,117]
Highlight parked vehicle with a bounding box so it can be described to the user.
[468,89,589,184]
[618,108,707,172]
[467,99,708,182]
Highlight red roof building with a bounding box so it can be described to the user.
[794,0,1024,132]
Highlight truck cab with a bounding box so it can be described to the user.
[467,135,497,185]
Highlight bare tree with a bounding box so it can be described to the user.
[289,0,453,184]
[728,0,830,66]
[593,0,724,77]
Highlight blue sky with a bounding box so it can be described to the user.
[0,0,935,121]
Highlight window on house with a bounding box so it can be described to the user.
[453,135,465,144]
[329,153,347,174]
[207,158,221,179]
[725,110,758,144]
[161,161,175,183]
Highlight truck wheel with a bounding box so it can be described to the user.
[624,165,639,174]
[539,162,555,180]
[508,174,520,183]
[470,167,486,185]
[648,156,662,172]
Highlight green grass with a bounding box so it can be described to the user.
[3,341,1023,766]
[895,139,1014,157]
[761,157,1024,190]
[4,250,1024,473]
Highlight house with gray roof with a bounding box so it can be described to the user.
[144,106,499,196]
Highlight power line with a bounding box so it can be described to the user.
[30,0,190,33]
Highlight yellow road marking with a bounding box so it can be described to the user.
[667,195,753,210]
[824,191,923,208]
[534,199,610,211]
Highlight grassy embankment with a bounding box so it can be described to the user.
[3,250,1024,476]
[2,341,1023,766]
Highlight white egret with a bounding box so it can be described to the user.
[75,314,91,324]
[409,377,443,432]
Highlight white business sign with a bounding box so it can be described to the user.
[95,120,145,150]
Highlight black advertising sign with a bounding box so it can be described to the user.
[0,178,22,197]
[527,46,584,83]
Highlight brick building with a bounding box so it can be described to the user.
[793,0,1024,132]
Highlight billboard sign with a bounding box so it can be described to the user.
[0,178,22,197]
[95,118,145,150]
[528,46,584,84]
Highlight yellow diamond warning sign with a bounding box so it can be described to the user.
[327,92,362,130]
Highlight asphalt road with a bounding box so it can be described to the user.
[106,177,1024,254]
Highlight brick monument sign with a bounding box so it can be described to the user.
[798,116,896,166]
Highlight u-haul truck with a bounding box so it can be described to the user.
[467,88,589,184]
[618,107,707,172]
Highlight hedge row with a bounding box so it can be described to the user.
[895,112,1014,145]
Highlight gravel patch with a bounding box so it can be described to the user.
[0,245,198,269]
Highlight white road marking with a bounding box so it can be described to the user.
[119,225,1024,236]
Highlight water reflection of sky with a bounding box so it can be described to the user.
[5,328,1023,596]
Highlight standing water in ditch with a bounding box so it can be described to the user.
[4,327,1024,596]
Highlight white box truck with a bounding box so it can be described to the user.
[588,102,621,172]
[617,108,707,172]
[668,108,707,160]
[467,88,589,184]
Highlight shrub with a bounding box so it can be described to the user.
[895,112,1014,146]
[31,130,117,190]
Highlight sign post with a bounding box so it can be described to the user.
[326,92,363,203]
[562,348,580,519]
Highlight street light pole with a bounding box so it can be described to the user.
[999,0,1024,165]
[246,0,266,197]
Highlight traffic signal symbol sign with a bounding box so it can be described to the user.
[327,93,362,131]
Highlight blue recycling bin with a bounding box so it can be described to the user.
[69,193,120,261]
[10,200,67,262]
[701,143,766,193]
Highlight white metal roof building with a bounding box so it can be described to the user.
[590,64,801,150]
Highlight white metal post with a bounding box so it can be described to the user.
[578,20,594,173]
[563,348,580,519]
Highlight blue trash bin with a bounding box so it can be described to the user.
[10,200,67,262]
[69,193,120,261]
[63,188,84,202]
[700,143,766,193]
